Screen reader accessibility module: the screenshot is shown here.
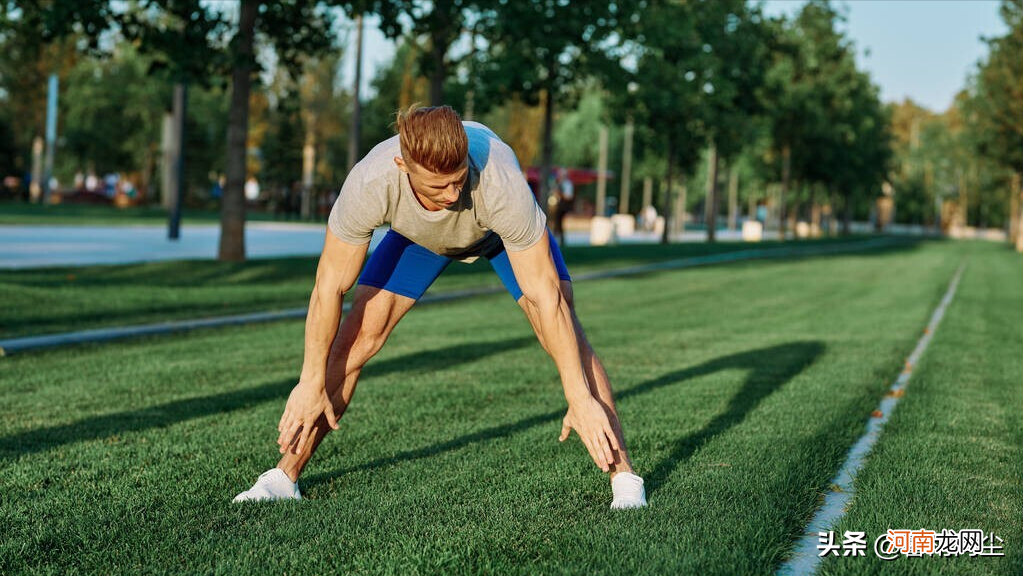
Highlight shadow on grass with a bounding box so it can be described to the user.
[0,336,535,461]
[301,341,825,493]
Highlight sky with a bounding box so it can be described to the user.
[340,1,1009,114]
[763,0,1007,112]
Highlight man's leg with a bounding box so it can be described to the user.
[516,282,635,476]
[275,229,451,482]
[486,231,636,476]
[276,286,416,481]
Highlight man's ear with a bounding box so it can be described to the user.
[393,156,410,174]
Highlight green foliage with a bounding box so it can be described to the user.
[473,0,621,110]
[59,45,166,177]
[970,0,1023,174]
[752,1,891,226]
[260,88,305,193]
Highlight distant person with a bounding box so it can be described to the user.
[233,105,647,509]
[756,202,768,225]
[552,168,575,246]
[104,173,118,197]
[210,174,223,200]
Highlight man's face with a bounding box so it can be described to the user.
[395,156,469,211]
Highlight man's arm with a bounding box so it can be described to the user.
[277,231,368,455]
[506,234,619,472]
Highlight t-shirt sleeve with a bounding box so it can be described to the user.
[327,166,387,245]
[485,167,548,251]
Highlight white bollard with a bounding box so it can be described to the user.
[590,216,617,246]
[795,221,810,238]
[652,216,665,238]
[741,220,763,242]
[610,214,635,237]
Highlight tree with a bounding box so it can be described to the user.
[969,0,1023,249]
[612,0,725,243]
[756,1,889,237]
[475,0,624,211]
[59,44,167,193]
[691,0,770,241]
[20,0,349,260]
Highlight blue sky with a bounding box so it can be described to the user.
[763,0,1007,112]
[343,1,1009,114]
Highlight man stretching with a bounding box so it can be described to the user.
[234,105,646,509]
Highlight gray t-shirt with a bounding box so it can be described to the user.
[327,122,547,262]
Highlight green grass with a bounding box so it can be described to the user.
[0,200,238,225]
[0,235,887,339]
[3,239,1003,574]
[819,243,1023,576]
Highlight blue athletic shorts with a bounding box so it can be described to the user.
[358,229,571,301]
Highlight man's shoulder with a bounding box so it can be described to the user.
[464,123,523,179]
[348,136,401,184]
[463,121,500,139]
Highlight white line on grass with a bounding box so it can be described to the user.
[776,262,966,576]
[0,237,899,355]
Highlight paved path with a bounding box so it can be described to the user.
[0,222,370,268]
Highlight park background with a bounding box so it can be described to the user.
[1,0,1022,256]
[1,1,1022,575]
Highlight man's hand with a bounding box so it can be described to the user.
[276,381,340,455]
[558,396,620,472]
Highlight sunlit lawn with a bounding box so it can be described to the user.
[6,241,1019,574]
[0,235,884,339]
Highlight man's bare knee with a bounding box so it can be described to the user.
[339,286,414,362]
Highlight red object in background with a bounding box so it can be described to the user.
[525,166,615,187]
[524,166,616,201]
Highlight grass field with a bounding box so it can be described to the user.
[0,200,287,226]
[1,239,1019,575]
[0,235,883,339]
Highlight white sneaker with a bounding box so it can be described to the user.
[232,468,302,503]
[610,472,647,509]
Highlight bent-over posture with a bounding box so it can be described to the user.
[234,105,646,509]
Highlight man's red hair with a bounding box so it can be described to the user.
[395,104,468,173]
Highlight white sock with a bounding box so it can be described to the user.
[610,472,647,509]
[232,468,302,503]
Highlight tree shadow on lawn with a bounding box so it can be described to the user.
[0,336,535,462]
[301,340,826,495]
[2,338,825,497]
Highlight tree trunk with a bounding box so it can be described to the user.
[302,131,315,220]
[168,83,186,240]
[595,125,608,217]
[727,163,738,231]
[661,136,674,245]
[1013,172,1022,253]
[706,143,720,242]
[428,29,446,105]
[218,0,258,262]
[841,191,852,235]
[619,119,633,214]
[809,183,819,236]
[1009,175,1019,245]
[678,175,687,234]
[347,13,363,172]
[539,85,555,218]
[779,143,791,240]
